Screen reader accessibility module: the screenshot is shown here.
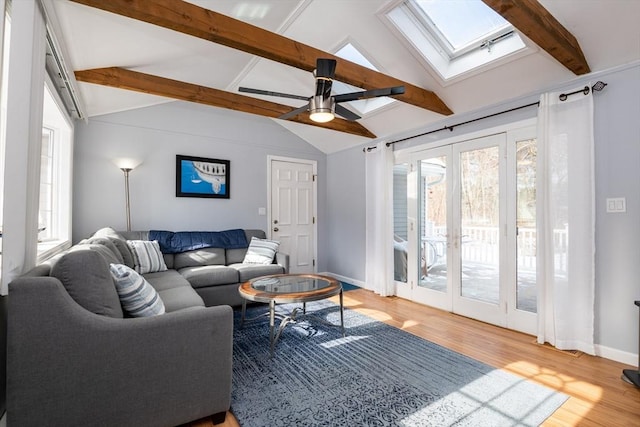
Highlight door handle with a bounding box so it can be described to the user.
[273,227,279,232]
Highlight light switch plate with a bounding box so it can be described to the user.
[606,197,626,213]
[258,207,266,216]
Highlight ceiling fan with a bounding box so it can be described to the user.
[239,58,405,123]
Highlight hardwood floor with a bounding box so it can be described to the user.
[189,288,640,426]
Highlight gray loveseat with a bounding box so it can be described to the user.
[7,227,287,426]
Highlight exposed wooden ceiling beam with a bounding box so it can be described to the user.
[69,0,453,116]
[483,0,590,75]
[74,67,377,139]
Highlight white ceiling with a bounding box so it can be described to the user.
[47,0,640,153]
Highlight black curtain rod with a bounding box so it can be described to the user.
[363,80,607,153]
[363,101,539,152]
[386,101,540,147]
[559,81,607,101]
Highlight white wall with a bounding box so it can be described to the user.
[326,63,640,362]
[73,101,329,269]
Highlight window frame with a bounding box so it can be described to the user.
[407,0,514,60]
[37,75,73,262]
[332,40,398,117]
[381,0,531,85]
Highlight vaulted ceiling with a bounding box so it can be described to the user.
[47,0,640,153]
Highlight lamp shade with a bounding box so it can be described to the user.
[113,158,142,170]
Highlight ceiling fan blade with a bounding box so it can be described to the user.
[335,104,361,121]
[278,104,309,120]
[239,87,309,101]
[333,86,405,103]
[315,58,337,79]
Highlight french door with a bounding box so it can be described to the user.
[395,128,537,334]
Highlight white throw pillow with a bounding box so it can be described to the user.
[109,263,165,317]
[126,240,168,274]
[242,237,280,265]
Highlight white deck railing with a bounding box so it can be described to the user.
[429,226,568,274]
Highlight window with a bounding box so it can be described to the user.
[38,82,72,259]
[384,0,528,83]
[333,42,397,116]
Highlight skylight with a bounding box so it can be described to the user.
[333,43,396,116]
[384,0,527,83]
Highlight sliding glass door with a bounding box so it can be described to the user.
[395,126,537,334]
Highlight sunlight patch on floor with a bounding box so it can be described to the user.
[401,319,420,329]
[338,294,364,307]
[350,307,393,322]
[504,360,603,402]
[320,335,370,349]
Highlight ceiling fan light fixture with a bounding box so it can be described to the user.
[309,95,335,123]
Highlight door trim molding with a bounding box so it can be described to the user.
[267,155,318,272]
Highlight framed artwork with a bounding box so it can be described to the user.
[176,154,230,198]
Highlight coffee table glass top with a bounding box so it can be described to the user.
[239,274,341,304]
[251,275,332,294]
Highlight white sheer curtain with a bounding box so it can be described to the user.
[365,142,395,296]
[536,87,595,355]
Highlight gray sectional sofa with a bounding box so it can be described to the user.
[6,227,288,426]
[116,228,289,307]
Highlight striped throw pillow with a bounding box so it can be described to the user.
[109,263,165,317]
[242,237,280,265]
[127,240,168,274]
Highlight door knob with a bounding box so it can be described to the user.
[273,227,279,232]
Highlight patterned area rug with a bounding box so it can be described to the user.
[231,301,567,426]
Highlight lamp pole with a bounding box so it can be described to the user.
[121,167,132,231]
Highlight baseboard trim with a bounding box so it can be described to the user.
[319,272,367,290]
[595,344,638,366]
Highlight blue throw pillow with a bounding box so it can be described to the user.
[109,263,165,317]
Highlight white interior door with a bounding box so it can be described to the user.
[269,157,316,274]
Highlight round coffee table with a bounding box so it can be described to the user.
[238,274,344,355]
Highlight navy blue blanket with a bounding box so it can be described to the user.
[149,229,248,254]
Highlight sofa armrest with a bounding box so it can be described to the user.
[8,277,232,427]
[275,251,289,273]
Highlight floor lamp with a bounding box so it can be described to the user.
[114,159,140,232]
[120,167,133,231]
